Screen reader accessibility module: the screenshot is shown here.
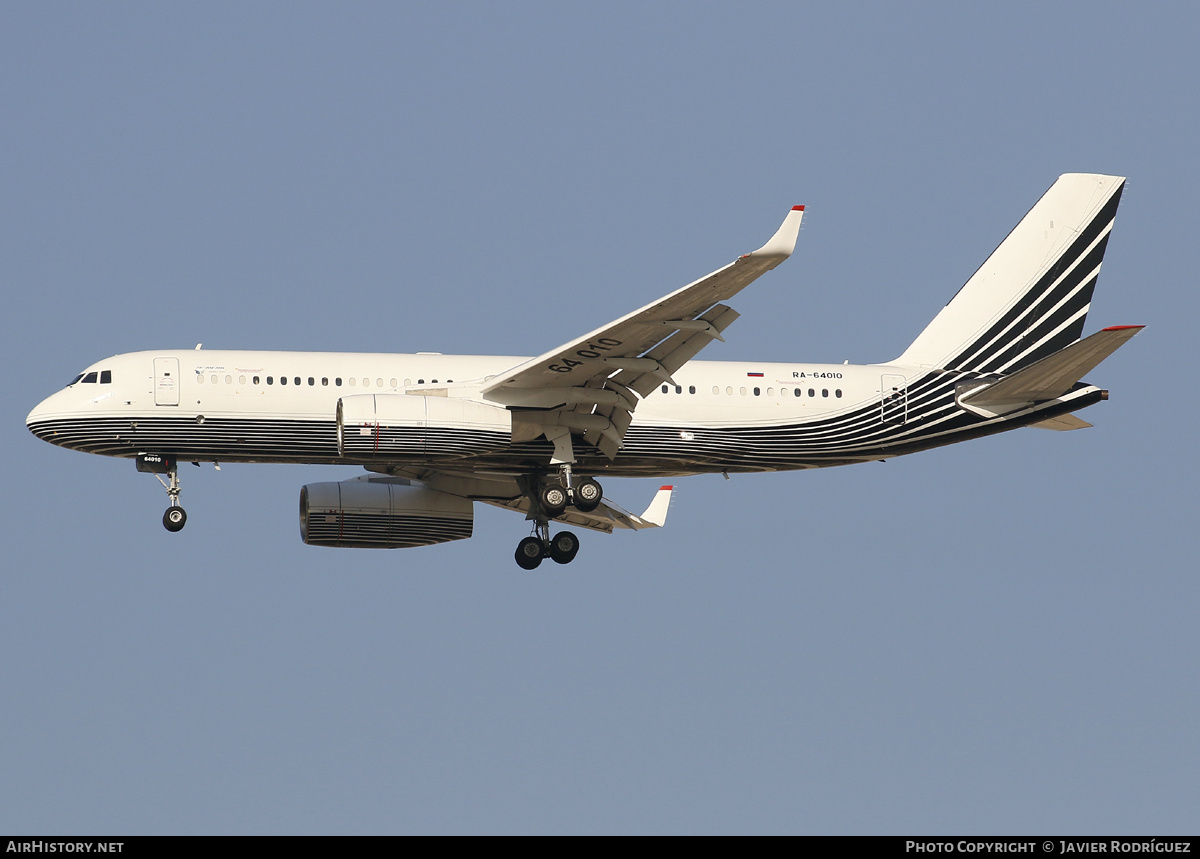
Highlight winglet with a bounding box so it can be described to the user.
[747,205,805,259]
[638,485,674,528]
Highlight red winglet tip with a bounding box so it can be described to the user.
[1102,324,1146,331]
[792,205,805,211]
[659,485,673,491]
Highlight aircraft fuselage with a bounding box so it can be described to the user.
[27,348,1102,477]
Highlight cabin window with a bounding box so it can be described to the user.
[82,372,98,383]
[726,386,733,396]
[675,385,682,394]
[712,386,719,395]
[225,375,232,384]
[307,377,314,386]
[739,387,747,396]
[808,388,815,397]
[348,377,356,387]
[822,389,829,397]
[404,379,411,386]
[835,389,842,398]
[253,376,260,385]
[335,378,342,386]
[267,376,273,385]
[767,387,774,396]
[362,378,369,387]
[390,378,397,388]
[417,379,424,385]
[100,370,112,384]
[794,388,801,397]
[197,375,205,385]
[210,375,217,385]
[689,385,696,394]
[238,375,246,385]
[377,378,384,388]
[68,373,85,386]
[321,378,328,386]
[753,387,760,396]
[292,377,300,386]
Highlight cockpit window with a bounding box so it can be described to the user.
[68,369,113,387]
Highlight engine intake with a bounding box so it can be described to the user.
[300,476,473,548]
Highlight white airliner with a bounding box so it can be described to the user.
[28,173,1141,568]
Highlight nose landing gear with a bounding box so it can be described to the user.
[163,504,187,532]
[136,454,188,533]
[158,462,187,532]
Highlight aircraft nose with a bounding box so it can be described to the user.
[27,391,65,443]
[27,397,49,435]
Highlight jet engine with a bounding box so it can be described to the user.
[300,476,473,548]
[337,393,511,459]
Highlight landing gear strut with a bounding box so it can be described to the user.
[155,461,187,532]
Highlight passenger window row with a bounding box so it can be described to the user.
[193,375,454,388]
[661,384,843,398]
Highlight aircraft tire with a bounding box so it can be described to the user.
[549,530,580,564]
[540,485,568,517]
[573,478,603,513]
[515,537,544,570]
[163,506,187,532]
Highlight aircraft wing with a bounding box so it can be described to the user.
[479,207,804,458]
[479,485,675,534]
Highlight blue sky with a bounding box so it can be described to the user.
[3,3,1196,834]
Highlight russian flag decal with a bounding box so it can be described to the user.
[747,372,764,377]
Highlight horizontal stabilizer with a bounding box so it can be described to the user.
[1028,413,1093,431]
[960,325,1144,410]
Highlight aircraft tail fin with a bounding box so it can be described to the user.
[895,173,1126,374]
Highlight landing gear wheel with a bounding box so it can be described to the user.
[163,506,187,532]
[515,536,545,570]
[549,530,580,565]
[573,478,603,513]
[540,484,568,517]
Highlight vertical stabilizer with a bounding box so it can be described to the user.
[895,173,1125,374]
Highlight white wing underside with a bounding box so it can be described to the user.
[480,485,675,534]
[479,206,805,459]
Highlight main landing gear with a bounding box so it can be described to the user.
[515,524,581,570]
[536,463,603,517]
[513,464,603,569]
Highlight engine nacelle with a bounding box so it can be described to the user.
[337,393,511,459]
[300,476,473,548]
